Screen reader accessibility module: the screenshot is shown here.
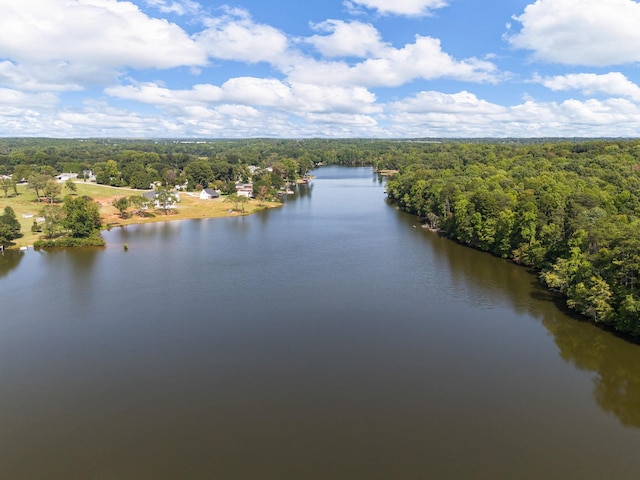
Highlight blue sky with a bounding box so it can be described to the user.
[2,0,640,138]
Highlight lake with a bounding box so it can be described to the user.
[2,166,640,479]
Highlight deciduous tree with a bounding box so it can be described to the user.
[112,196,130,218]
[62,196,102,238]
[0,206,22,247]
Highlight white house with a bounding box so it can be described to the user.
[56,173,78,183]
[236,183,253,198]
[142,190,180,209]
[199,188,220,200]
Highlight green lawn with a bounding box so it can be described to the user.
[1,181,279,248]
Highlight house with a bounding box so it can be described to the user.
[142,190,180,209]
[199,188,219,200]
[56,173,78,183]
[236,183,253,198]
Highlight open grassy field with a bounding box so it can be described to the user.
[1,182,280,248]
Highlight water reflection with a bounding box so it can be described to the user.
[3,166,640,479]
[418,227,640,428]
[36,247,103,312]
[0,249,24,278]
[296,182,313,199]
[543,309,640,428]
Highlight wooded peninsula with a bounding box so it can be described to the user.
[1,137,640,338]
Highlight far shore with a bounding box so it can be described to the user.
[2,182,282,249]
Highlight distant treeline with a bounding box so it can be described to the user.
[2,137,640,336]
[0,138,377,186]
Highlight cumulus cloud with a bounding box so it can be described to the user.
[0,88,59,110]
[0,0,206,69]
[288,35,499,87]
[105,82,223,107]
[106,78,379,115]
[0,61,87,92]
[508,0,640,66]
[307,20,387,57]
[391,91,507,114]
[386,91,640,137]
[8,85,640,138]
[345,0,448,17]
[534,72,640,102]
[196,8,289,64]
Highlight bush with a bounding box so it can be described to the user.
[34,235,105,248]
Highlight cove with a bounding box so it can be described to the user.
[1,166,640,479]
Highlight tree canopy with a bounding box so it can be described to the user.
[0,206,22,247]
[384,140,640,337]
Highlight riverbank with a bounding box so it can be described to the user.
[2,182,281,248]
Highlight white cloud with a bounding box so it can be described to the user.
[287,36,499,87]
[106,78,379,115]
[387,91,640,137]
[7,86,640,138]
[391,91,507,114]
[307,20,387,58]
[196,8,289,63]
[218,78,295,107]
[0,61,88,92]
[105,82,223,107]
[290,83,379,114]
[534,72,640,102]
[508,0,640,66]
[0,88,59,110]
[345,0,448,17]
[0,0,206,69]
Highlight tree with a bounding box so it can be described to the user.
[128,168,153,189]
[616,295,640,335]
[224,192,241,212]
[10,177,18,196]
[62,195,102,238]
[40,204,65,238]
[27,173,50,202]
[0,206,22,247]
[128,194,151,216]
[154,187,178,215]
[96,159,121,186]
[163,169,177,187]
[0,177,11,198]
[238,194,248,213]
[184,160,214,190]
[43,180,62,203]
[112,196,130,218]
[210,161,234,182]
[12,165,32,184]
[256,185,270,205]
[567,276,614,324]
[65,178,77,194]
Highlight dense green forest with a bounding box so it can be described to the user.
[2,137,640,337]
[383,140,640,338]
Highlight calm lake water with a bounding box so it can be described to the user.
[2,166,640,479]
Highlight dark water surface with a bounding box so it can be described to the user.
[2,167,640,479]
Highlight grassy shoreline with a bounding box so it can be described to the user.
[1,182,281,248]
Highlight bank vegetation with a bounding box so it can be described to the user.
[2,137,640,337]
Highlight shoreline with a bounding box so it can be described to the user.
[2,183,282,249]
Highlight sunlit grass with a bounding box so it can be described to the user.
[1,182,280,247]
